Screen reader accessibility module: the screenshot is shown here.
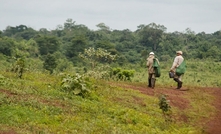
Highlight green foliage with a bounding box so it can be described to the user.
[0,74,11,87]
[2,25,28,37]
[11,58,25,78]
[159,94,172,122]
[65,35,88,60]
[2,20,221,66]
[35,36,60,55]
[86,65,111,80]
[111,67,135,81]
[61,73,90,97]
[0,37,16,56]
[138,23,164,51]
[79,47,117,70]
[159,94,171,113]
[14,28,37,40]
[95,40,115,50]
[124,50,141,63]
[43,54,57,74]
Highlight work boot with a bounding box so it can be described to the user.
[151,78,156,89]
[174,78,182,89]
[178,81,183,89]
[148,79,151,87]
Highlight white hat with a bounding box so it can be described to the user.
[176,51,183,55]
[149,52,154,55]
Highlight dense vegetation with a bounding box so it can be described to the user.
[0,19,221,133]
[1,19,221,70]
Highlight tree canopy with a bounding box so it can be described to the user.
[1,20,221,70]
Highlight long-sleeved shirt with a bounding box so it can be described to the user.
[170,55,184,71]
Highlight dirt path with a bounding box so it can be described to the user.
[115,83,221,134]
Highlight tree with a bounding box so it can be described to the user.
[64,18,76,30]
[79,47,117,70]
[0,30,2,37]
[96,23,110,31]
[0,37,16,56]
[65,35,88,61]
[43,54,57,74]
[15,29,37,40]
[26,39,39,57]
[2,25,32,38]
[95,40,115,50]
[138,23,165,51]
[35,36,61,55]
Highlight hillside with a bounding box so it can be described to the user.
[113,83,221,134]
[1,72,221,133]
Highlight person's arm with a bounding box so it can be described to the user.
[146,58,149,67]
[170,57,178,71]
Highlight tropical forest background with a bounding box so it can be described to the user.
[1,18,221,67]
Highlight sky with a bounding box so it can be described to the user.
[0,0,221,34]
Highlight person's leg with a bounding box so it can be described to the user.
[177,75,183,89]
[173,75,182,89]
[151,74,156,89]
[148,73,152,87]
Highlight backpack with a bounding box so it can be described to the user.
[153,58,161,77]
[176,60,186,76]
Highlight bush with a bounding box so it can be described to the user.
[111,67,135,81]
[61,73,90,97]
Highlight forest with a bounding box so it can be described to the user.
[1,18,221,73]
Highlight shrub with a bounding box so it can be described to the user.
[159,94,172,122]
[61,73,90,97]
[111,67,135,81]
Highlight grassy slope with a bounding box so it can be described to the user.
[0,60,220,134]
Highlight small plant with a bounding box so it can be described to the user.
[61,73,90,97]
[111,67,135,81]
[11,58,25,78]
[159,94,172,122]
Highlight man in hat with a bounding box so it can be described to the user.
[146,52,160,88]
[170,51,184,89]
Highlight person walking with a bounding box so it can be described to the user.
[146,52,160,89]
[170,51,184,89]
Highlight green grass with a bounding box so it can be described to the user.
[0,60,220,133]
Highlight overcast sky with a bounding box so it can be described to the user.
[0,0,221,34]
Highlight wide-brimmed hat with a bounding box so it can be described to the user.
[176,51,182,55]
